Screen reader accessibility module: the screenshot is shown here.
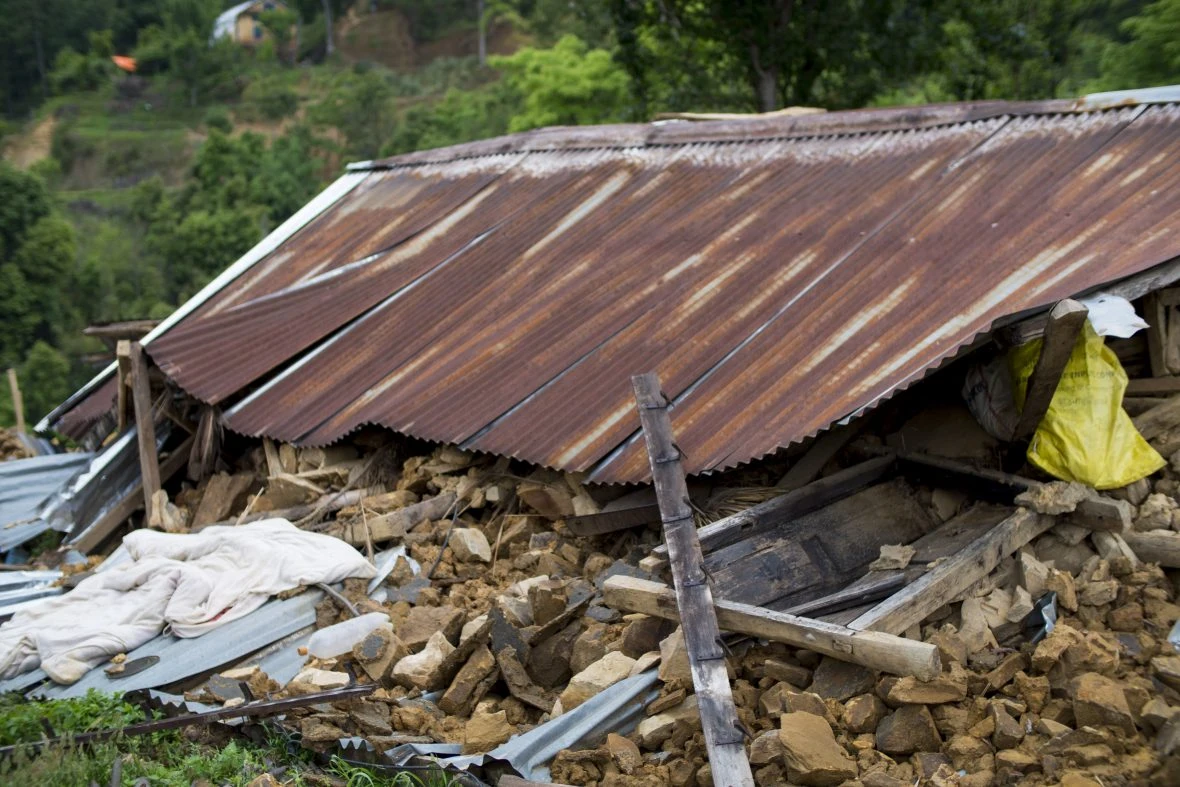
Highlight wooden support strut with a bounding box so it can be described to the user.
[603,575,941,679]
[123,341,161,514]
[6,368,24,434]
[1011,299,1088,442]
[847,508,1054,635]
[631,373,754,787]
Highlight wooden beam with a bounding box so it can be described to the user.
[632,373,753,787]
[69,435,194,554]
[116,339,132,434]
[1124,531,1180,568]
[775,424,861,490]
[847,508,1052,635]
[1144,292,1170,378]
[125,342,161,514]
[604,575,941,680]
[1011,299,1088,441]
[1126,377,1180,396]
[894,450,1129,531]
[6,368,24,434]
[1132,395,1180,442]
[645,454,896,572]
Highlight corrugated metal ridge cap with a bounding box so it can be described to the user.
[358,88,1179,171]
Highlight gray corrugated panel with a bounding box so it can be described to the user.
[31,589,325,699]
[0,452,93,552]
[0,453,92,526]
[0,570,64,621]
[443,670,660,781]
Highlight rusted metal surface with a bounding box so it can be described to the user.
[142,100,1180,484]
[55,376,117,441]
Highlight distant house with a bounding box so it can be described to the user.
[211,0,290,47]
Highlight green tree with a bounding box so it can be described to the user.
[259,7,299,65]
[491,34,628,131]
[0,162,50,259]
[1099,0,1180,88]
[310,68,397,159]
[18,340,70,423]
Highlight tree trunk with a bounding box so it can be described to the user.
[322,0,334,56]
[756,68,778,112]
[477,0,487,65]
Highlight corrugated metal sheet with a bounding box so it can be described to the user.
[0,452,93,552]
[143,100,1180,484]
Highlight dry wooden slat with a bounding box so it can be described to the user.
[6,368,24,434]
[1124,531,1180,568]
[1144,292,1170,378]
[775,424,860,490]
[336,491,457,545]
[1126,377,1180,396]
[1092,531,1142,568]
[124,342,160,513]
[847,508,1052,635]
[632,373,753,787]
[645,454,896,573]
[894,450,1129,531]
[604,575,941,680]
[1132,395,1180,441]
[1012,299,1088,441]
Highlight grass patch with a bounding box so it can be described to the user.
[0,692,463,787]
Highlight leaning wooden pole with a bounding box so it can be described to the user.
[631,372,754,787]
[6,368,25,434]
[123,341,161,514]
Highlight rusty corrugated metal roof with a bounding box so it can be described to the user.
[139,99,1180,484]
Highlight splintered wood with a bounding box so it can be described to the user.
[631,372,754,787]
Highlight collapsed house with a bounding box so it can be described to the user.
[3,86,1180,785]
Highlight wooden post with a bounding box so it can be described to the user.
[116,339,133,433]
[1144,292,1169,378]
[1012,299,1088,441]
[6,368,25,434]
[847,508,1053,635]
[603,575,941,680]
[632,372,754,787]
[124,342,160,515]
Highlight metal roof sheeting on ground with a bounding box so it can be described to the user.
[0,452,93,552]
[119,99,1180,483]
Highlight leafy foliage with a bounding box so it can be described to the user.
[492,35,629,131]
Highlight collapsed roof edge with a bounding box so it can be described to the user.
[34,172,369,434]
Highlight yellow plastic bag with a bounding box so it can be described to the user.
[1009,322,1164,489]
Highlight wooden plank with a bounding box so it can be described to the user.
[69,435,194,554]
[116,339,132,434]
[566,503,660,536]
[1132,395,1180,441]
[1012,299,1088,441]
[632,373,753,786]
[894,450,1129,531]
[646,454,896,572]
[1124,531,1180,568]
[6,368,24,434]
[604,575,941,680]
[336,492,457,545]
[775,424,860,490]
[126,342,160,514]
[705,479,932,609]
[1144,292,1169,378]
[847,508,1052,635]
[779,574,905,618]
[1126,377,1180,396]
[1123,396,1171,416]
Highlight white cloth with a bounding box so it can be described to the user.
[0,519,375,684]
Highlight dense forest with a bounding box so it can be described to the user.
[0,0,1177,427]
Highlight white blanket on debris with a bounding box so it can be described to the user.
[0,519,375,685]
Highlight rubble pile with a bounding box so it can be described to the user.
[0,428,31,461]
[151,429,1180,786]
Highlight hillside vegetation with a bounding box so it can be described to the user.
[0,0,1177,428]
